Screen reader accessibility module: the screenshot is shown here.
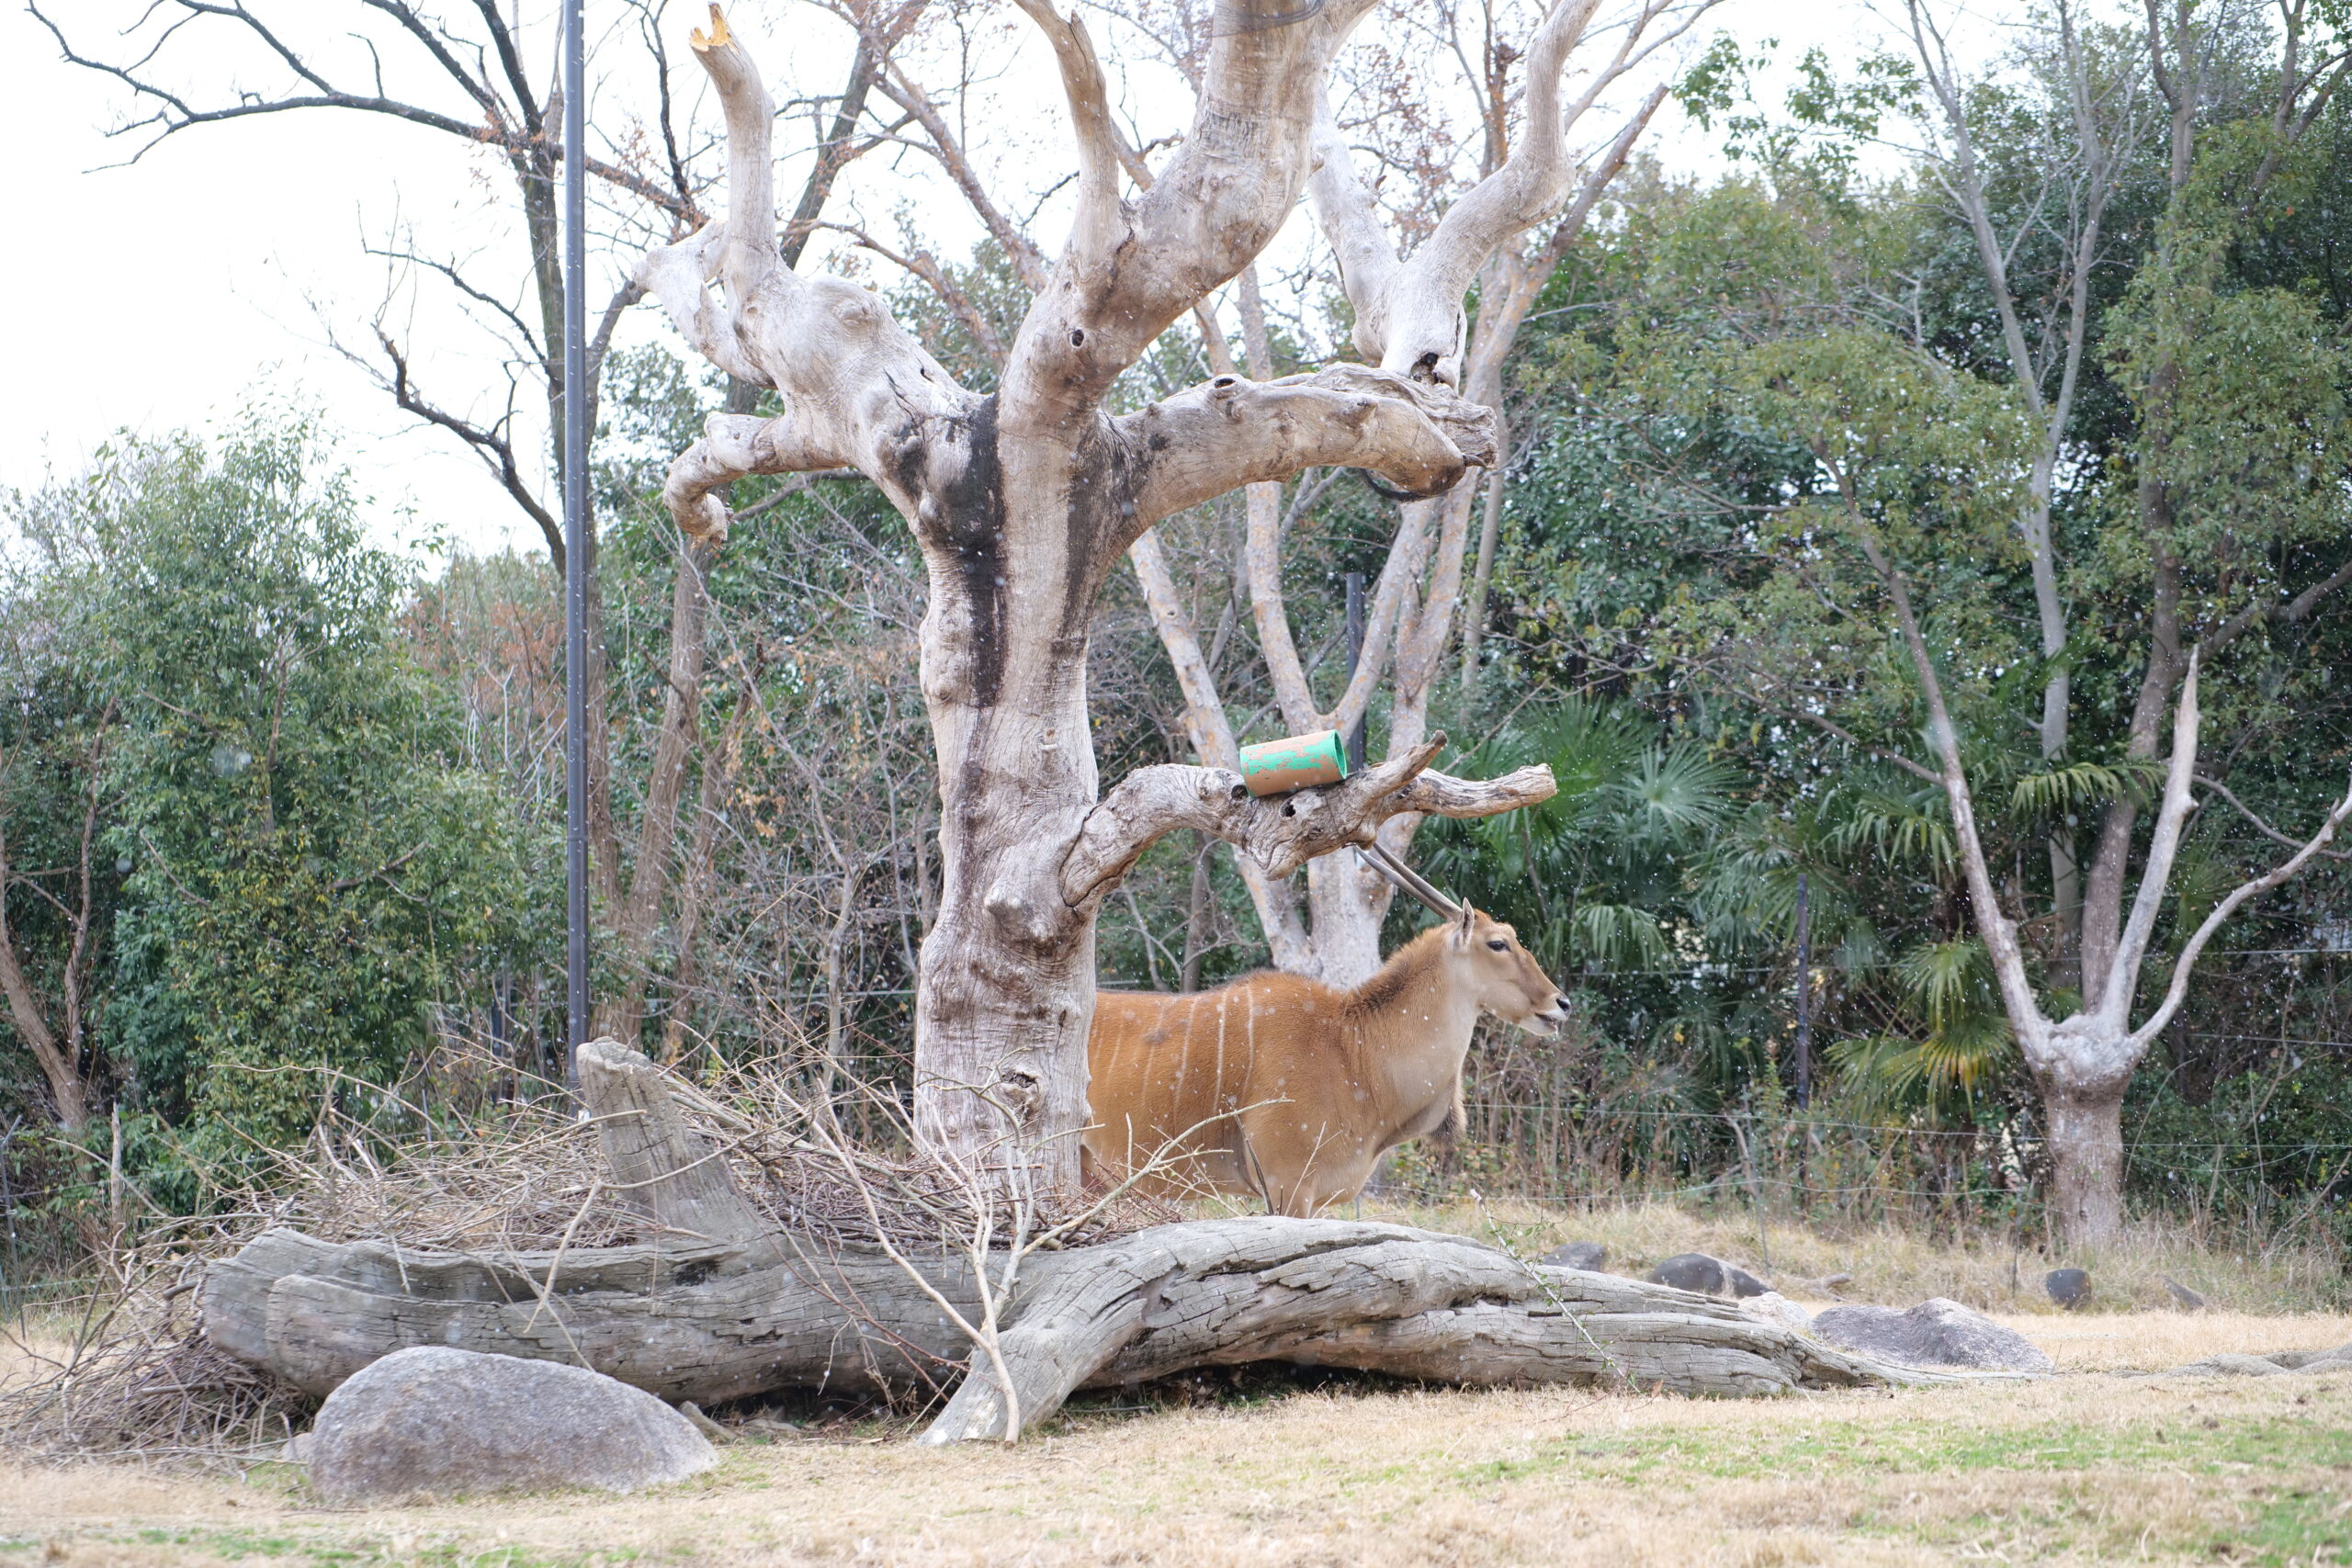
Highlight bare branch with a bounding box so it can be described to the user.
[375,331,562,565]
[2195,773,2352,863]
[2099,649,2202,1021]
[1062,739,1555,904]
[871,70,1052,291]
[1001,0,1385,424]
[2130,772,2352,1050]
[1127,529,1317,971]
[659,414,856,542]
[1124,367,1497,533]
[1369,0,1605,382]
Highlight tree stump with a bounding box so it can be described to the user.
[199,1042,2008,1441]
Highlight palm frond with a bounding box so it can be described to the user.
[2009,758,2157,818]
[1571,902,1668,969]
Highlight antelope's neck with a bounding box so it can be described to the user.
[1356,955,1479,1115]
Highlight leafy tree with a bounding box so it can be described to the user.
[9,419,536,1183]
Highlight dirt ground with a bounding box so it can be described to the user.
[4,1308,2349,1568]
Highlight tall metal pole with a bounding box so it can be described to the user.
[562,0,591,1073]
[1792,873,1813,1110]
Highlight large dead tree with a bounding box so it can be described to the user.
[637,2,1601,1183]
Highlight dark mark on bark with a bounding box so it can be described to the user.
[900,396,1008,706]
[1063,421,1150,636]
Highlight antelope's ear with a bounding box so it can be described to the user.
[1454,902,1476,942]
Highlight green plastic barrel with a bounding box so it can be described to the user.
[1238,728,1349,797]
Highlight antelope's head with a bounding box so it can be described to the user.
[1450,904,1571,1039]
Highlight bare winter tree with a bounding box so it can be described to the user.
[35,0,925,1046]
[631,0,1628,1183]
[1250,0,1700,982]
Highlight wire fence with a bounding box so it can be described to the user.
[386,940,2352,1250]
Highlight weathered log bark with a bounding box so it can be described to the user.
[201,1041,2013,1438]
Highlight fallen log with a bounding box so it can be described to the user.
[199,1041,2009,1440]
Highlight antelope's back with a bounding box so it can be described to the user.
[1085,976,1335,1183]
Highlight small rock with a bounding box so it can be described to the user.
[1537,1241,1607,1271]
[279,1431,312,1464]
[1648,1252,1771,1297]
[1736,1292,1814,1334]
[1811,1297,2053,1373]
[2044,1268,2090,1311]
[2162,1275,2206,1312]
[308,1347,716,1505]
[1648,1252,1728,1294]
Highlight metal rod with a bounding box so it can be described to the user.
[1342,570,1366,772]
[1792,872,1813,1110]
[563,0,590,1075]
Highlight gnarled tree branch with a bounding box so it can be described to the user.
[1061,739,1555,904]
[1125,367,1497,533]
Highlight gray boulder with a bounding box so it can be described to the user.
[1538,1241,1607,1271]
[1811,1297,2054,1373]
[2162,1275,2207,1312]
[1648,1252,1770,1298]
[307,1347,716,1505]
[2045,1267,2090,1311]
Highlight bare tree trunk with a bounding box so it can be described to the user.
[0,705,111,1132]
[0,913,86,1132]
[2042,1076,2128,1245]
[595,537,722,1043]
[1179,838,1213,992]
[1459,420,1510,691]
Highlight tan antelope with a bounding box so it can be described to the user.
[1082,848,1570,1217]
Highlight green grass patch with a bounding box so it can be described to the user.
[1450,1404,2352,1490]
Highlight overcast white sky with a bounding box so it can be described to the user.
[0,0,2003,564]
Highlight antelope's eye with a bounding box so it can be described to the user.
[1487,939,1509,952]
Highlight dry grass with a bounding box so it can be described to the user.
[6,1194,2352,1564]
[1379,1194,2352,1315]
[6,1343,2351,1566]
[8,1144,2352,1565]
[2002,1310,2352,1372]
